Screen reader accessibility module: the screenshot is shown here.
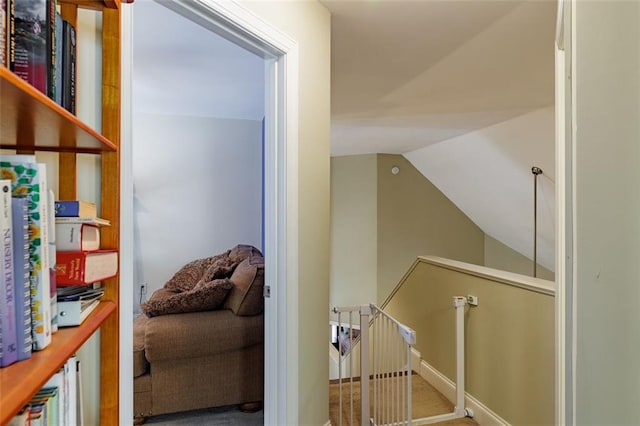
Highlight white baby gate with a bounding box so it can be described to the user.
[332,298,471,426]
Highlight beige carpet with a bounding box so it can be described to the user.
[329,374,478,425]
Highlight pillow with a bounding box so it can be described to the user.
[163,254,228,292]
[224,255,265,316]
[140,278,233,317]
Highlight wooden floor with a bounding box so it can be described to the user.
[329,373,478,426]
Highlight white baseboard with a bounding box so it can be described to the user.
[324,421,331,426]
[411,348,510,426]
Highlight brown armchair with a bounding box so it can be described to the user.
[133,245,264,422]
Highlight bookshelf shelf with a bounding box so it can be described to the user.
[0,301,117,425]
[59,0,121,10]
[0,67,117,154]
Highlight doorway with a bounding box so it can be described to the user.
[120,0,300,423]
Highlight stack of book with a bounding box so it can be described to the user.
[8,355,83,425]
[54,200,116,327]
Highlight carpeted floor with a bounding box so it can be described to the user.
[143,405,263,425]
[329,373,478,426]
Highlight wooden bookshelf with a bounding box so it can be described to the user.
[1,1,122,423]
[0,301,116,425]
[0,67,117,154]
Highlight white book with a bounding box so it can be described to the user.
[43,368,65,426]
[67,356,78,426]
[55,217,110,227]
[55,223,100,252]
[48,189,58,333]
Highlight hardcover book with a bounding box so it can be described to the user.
[9,0,56,96]
[55,223,100,252]
[0,156,52,350]
[55,216,110,227]
[0,179,17,367]
[54,200,97,218]
[56,249,118,286]
[61,17,75,113]
[11,196,31,361]
[0,0,6,66]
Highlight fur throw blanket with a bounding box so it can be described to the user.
[140,245,257,317]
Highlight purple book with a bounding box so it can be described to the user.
[12,196,32,361]
[0,182,17,367]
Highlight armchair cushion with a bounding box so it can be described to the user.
[144,309,264,361]
[224,253,265,316]
[133,314,150,378]
[140,278,233,317]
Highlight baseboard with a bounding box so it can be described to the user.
[411,348,510,426]
[324,420,331,426]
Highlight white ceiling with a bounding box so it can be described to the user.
[133,0,557,273]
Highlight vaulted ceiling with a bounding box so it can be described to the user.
[323,0,557,271]
[136,0,558,272]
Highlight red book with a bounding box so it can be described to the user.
[56,250,118,286]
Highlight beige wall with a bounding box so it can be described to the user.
[484,235,554,281]
[573,2,640,423]
[240,2,331,424]
[377,154,484,302]
[384,258,554,425]
[330,155,378,308]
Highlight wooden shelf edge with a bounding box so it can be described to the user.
[59,0,121,10]
[0,301,116,425]
[0,67,117,153]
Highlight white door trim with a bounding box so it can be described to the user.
[555,0,575,424]
[120,1,299,423]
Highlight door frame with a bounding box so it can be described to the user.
[119,1,300,423]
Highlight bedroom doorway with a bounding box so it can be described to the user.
[121,0,298,423]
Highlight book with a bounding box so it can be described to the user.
[0,155,52,351]
[61,17,75,113]
[11,196,31,361]
[43,368,63,425]
[65,355,80,425]
[55,216,110,227]
[47,189,57,333]
[9,0,55,96]
[75,357,82,426]
[53,10,61,105]
[0,180,17,367]
[56,249,118,286]
[0,0,6,66]
[55,223,100,252]
[54,200,97,218]
[8,407,30,426]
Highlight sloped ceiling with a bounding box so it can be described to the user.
[324,0,557,271]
